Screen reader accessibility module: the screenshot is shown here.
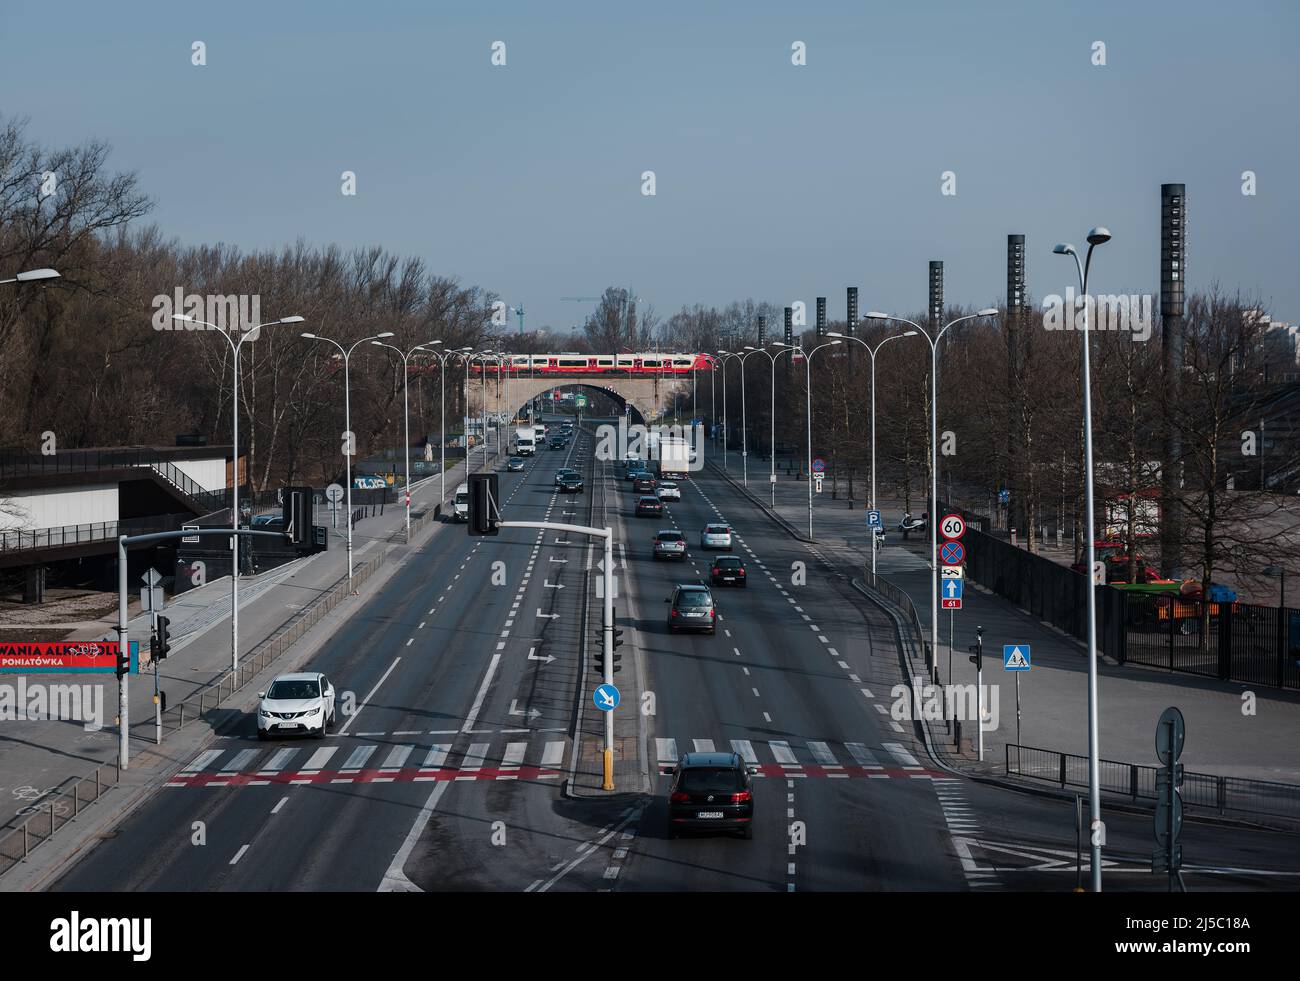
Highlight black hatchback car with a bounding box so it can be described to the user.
[558,472,584,493]
[710,555,747,586]
[667,752,755,838]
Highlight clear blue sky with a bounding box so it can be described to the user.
[3,0,1296,333]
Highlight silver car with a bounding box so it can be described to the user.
[653,529,688,561]
[700,523,733,550]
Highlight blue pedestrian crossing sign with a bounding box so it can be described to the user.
[866,510,882,527]
[1003,645,1031,671]
[941,579,963,601]
[594,683,621,711]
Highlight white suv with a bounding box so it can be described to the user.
[700,524,733,550]
[257,672,335,739]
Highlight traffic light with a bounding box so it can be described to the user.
[156,616,171,661]
[784,307,793,348]
[968,625,984,668]
[283,486,313,546]
[116,643,130,678]
[757,316,766,347]
[815,297,827,339]
[467,473,500,536]
[593,648,623,674]
[846,287,858,338]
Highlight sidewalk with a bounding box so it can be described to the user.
[0,453,478,836]
[706,448,1300,787]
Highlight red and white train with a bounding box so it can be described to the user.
[468,353,713,375]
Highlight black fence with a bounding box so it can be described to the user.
[1007,743,1300,825]
[1123,592,1300,689]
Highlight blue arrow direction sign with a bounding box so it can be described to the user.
[939,541,965,565]
[942,579,963,601]
[593,683,621,711]
[1003,645,1031,671]
[866,510,882,527]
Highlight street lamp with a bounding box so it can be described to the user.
[1053,226,1112,893]
[0,267,60,285]
[425,346,472,505]
[827,329,918,575]
[747,344,794,507]
[174,313,304,676]
[776,339,841,537]
[717,351,743,472]
[372,339,441,541]
[301,330,394,591]
[864,308,998,681]
[738,347,768,487]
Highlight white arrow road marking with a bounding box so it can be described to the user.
[549,557,567,563]
[536,609,560,619]
[527,646,556,665]
[509,698,542,720]
[543,580,565,589]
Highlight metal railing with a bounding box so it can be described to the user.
[0,514,192,553]
[0,760,122,879]
[1006,743,1300,825]
[862,568,930,669]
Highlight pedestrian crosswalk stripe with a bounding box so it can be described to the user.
[769,741,798,764]
[342,745,376,770]
[730,739,757,763]
[462,742,490,770]
[221,749,259,772]
[844,743,883,768]
[422,744,451,769]
[183,749,223,773]
[807,741,838,766]
[502,742,527,768]
[656,738,677,763]
[381,744,414,770]
[261,747,297,773]
[302,747,338,772]
[883,742,921,768]
[541,741,565,768]
[692,738,715,753]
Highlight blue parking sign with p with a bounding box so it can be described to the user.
[866,510,881,527]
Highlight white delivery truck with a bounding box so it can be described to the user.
[452,483,470,521]
[656,435,693,480]
[513,427,537,456]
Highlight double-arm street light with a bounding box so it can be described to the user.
[175,313,304,675]
[864,308,998,680]
[774,339,841,537]
[745,344,794,507]
[301,330,395,591]
[1053,227,1112,894]
[424,346,473,505]
[827,329,918,575]
[372,339,442,541]
[716,351,744,472]
[735,348,766,486]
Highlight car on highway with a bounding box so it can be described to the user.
[652,529,688,561]
[632,473,657,493]
[710,555,747,586]
[623,461,647,480]
[558,472,584,494]
[656,481,681,501]
[667,751,754,838]
[452,483,469,522]
[257,672,335,740]
[666,582,716,634]
[250,513,284,530]
[636,495,664,518]
[700,523,733,550]
[554,467,579,486]
[505,456,526,472]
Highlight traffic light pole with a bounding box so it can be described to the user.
[116,527,291,769]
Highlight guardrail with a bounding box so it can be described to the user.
[862,568,931,670]
[0,515,191,553]
[0,760,123,880]
[1006,743,1300,825]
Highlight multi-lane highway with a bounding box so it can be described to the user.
[49,422,1300,893]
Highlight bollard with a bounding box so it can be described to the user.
[953,719,962,751]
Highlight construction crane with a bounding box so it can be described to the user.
[509,304,525,334]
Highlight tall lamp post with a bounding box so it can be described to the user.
[1053,227,1112,893]
[736,348,765,487]
[775,339,841,538]
[372,339,441,541]
[301,330,395,591]
[746,344,793,507]
[717,351,742,472]
[175,313,304,675]
[864,308,998,678]
[827,329,918,575]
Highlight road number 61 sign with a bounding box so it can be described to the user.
[940,514,966,540]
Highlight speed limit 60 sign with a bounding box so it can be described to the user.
[940,514,966,540]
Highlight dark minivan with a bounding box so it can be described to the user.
[667,752,755,838]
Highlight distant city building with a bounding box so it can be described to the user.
[1249,310,1299,383]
